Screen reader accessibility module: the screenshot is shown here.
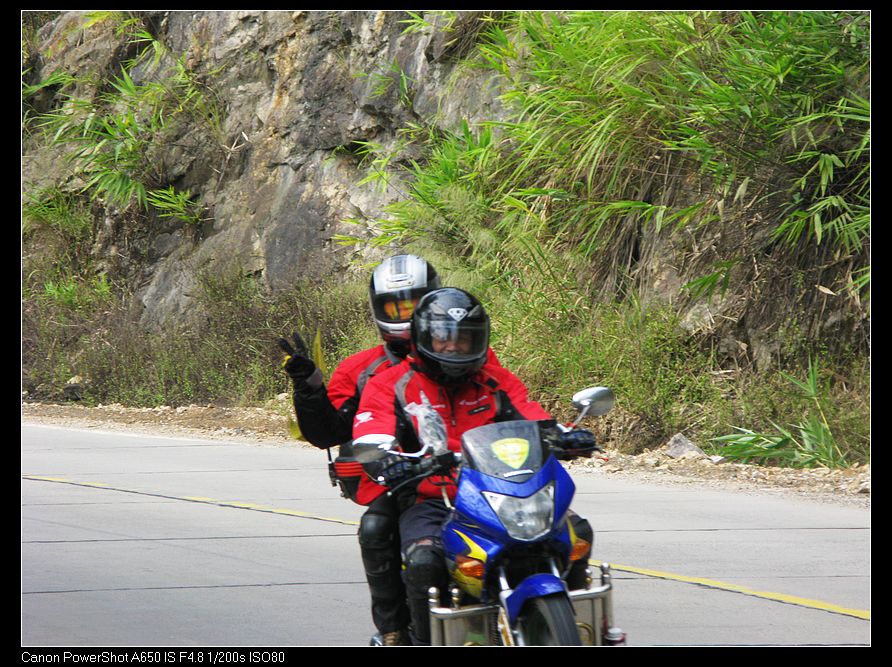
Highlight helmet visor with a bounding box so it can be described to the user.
[416,317,489,362]
[372,288,428,324]
[382,297,419,323]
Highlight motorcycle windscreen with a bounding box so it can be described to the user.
[459,421,547,479]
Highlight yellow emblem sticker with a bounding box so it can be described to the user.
[491,437,530,469]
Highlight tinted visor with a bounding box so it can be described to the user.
[416,317,489,362]
[372,288,427,324]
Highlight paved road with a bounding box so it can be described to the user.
[21,422,870,647]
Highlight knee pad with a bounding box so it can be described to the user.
[403,542,446,597]
[359,510,397,550]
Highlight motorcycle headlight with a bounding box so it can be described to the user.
[483,483,555,541]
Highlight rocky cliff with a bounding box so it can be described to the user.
[23,10,506,328]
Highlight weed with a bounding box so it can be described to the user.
[712,357,861,467]
[29,13,220,222]
[23,187,93,241]
[145,186,205,225]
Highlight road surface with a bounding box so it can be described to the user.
[21,423,870,647]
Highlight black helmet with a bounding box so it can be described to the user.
[411,288,490,383]
[369,254,441,346]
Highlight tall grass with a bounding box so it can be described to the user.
[336,10,869,465]
[345,12,868,283]
[713,358,856,468]
[22,266,374,408]
[496,12,867,260]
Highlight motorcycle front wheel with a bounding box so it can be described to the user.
[518,593,581,646]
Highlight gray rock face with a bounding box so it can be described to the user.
[23,10,507,328]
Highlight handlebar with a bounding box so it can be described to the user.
[363,418,603,496]
[380,449,461,496]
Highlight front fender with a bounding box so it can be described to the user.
[503,573,567,625]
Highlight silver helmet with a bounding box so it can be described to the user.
[369,254,441,344]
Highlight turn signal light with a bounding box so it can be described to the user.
[456,555,485,579]
[570,538,591,561]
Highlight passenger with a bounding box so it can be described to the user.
[279,254,440,646]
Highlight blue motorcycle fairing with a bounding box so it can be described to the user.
[453,456,576,544]
[442,516,576,602]
[553,519,575,560]
[442,456,578,602]
[442,524,501,598]
[503,573,568,625]
[443,522,501,557]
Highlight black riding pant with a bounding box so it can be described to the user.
[399,499,451,645]
[358,493,410,634]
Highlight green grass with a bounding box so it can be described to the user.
[22,264,375,408]
[331,10,870,466]
[711,357,867,467]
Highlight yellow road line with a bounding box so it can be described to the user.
[23,475,359,527]
[23,475,869,620]
[596,561,870,620]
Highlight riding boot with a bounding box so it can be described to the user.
[402,542,448,645]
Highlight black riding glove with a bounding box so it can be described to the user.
[278,332,317,382]
[555,429,600,460]
[366,457,418,487]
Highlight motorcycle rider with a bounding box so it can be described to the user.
[278,254,442,647]
[352,287,597,645]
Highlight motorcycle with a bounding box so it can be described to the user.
[355,386,626,646]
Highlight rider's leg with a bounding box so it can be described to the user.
[399,499,450,646]
[358,494,410,642]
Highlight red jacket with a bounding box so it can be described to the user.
[352,357,551,505]
[327,345,395,410]
[293,344,400,449]
[294,344,503,449]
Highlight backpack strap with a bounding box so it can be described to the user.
[390,369,424,450]
[393,368,416,414]
[355,354,391,395]
[481,374,505,416]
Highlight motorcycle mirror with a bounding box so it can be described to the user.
[351,434,398,463]
[572,386,615,419]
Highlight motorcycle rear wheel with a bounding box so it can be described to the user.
[518,593,581,646]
